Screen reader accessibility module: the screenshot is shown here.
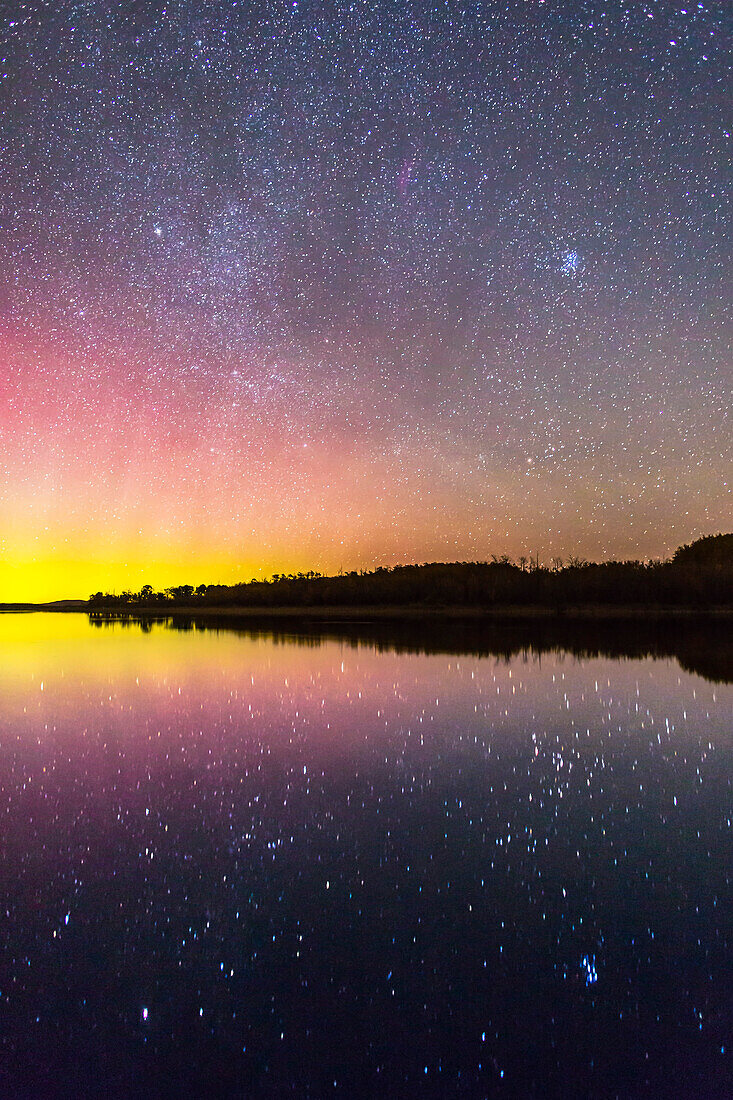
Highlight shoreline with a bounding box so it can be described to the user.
[4,602,731,620]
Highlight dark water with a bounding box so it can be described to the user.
[0,614,731,1098]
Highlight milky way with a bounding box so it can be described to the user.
[1,0,730,599]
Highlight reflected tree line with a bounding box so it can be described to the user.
[89,534,732,611]
[87,613,733,684]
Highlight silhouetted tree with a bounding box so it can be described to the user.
[88,534,732,613]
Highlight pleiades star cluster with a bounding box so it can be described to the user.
[0,0,730,599]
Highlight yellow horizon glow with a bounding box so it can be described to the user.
[0,554,305,604]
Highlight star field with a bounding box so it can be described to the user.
[0,0,730,598]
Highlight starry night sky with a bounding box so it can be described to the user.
[1,0,730,600]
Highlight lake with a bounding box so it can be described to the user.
[0,613,731,1097]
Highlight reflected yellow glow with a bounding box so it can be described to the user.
[0,610,343,686]
[0,614,725,760]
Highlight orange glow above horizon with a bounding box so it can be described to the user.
[1,329,729,602]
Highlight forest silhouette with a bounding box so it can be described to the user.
[89,533,732,612]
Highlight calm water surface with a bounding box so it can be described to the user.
[0,614,731,1097]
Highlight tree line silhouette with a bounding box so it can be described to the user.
[88,533,732,611]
